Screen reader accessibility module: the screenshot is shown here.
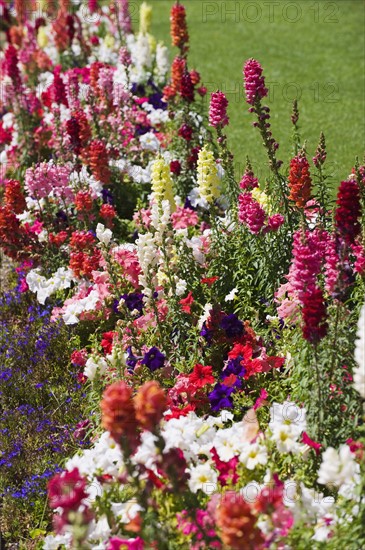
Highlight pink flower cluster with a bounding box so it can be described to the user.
[238,192,284,234]
[25,161,73,202]
[209,91,229,129]
[243,58,268,105]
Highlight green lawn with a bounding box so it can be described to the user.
[136,0,365,185]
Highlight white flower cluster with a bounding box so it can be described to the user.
[26,267,74,305]
[353,302,365,399]
[268,401,307,454]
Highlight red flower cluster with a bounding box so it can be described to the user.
[288,151,312,208]
[86,140,111,184]
[4,179,26,214]
[170,3,189,54]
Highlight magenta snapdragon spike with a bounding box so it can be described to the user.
[238,192,266,234]
[209,91,229,129]
[243,58,268,106]
[313,132,327,168]
[239,160,259,190]
[5,45,21,90]
[287,229,327,301]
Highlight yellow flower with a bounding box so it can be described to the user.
[140,2,153,35]
[104,34,115,49]
[151,157,175,211]
[37,27,48,48]
[251,187,274,214]
[197,146,221,203]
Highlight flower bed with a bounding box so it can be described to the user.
[0,1,364,549]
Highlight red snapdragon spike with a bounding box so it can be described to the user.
[288,151,312,208]
[302,287,328,344]
[170,3,189,53]
[180,71,195,102]
[335,179,361,244]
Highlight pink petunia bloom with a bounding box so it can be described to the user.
[171,206,199,229]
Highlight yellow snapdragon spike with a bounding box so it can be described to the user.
[197,145,221,203]
[37,27,48,48]
[140,2,153,35]
[151,157,176,211]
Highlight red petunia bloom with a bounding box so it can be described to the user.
[189,364,215,388]
[179,291,194,313]
[101,331,117,355]
[201,276,219,286]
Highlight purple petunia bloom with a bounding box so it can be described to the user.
[219,314,244,339]
[141,347,165,372]
[208,383,234,412]
[221,357,246,379]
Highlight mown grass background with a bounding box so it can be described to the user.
[134,0,364,185]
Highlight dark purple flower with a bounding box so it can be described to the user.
[221,357,245,379]
[219,314,244,339]
[126,346,138,371]
[208,383,234,412]
[141,347,165,372]
[121,293,144,314]
[200,322,213,344]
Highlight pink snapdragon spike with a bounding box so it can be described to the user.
[239,166,259,190]
[209,91,229,129]
[48,468,88,511]
[243,58,268,105]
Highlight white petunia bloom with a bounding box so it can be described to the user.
[83,356,108,381]
[188,462,218,494]
[270,424,303,454]
[139,131,160,151]
[239,441,268,470]
[317,445,360,492]
[269,401,306,437]
[96,223,112,246]
[212,427,241,462]
[225,287,238,302]
[353,302,365,398]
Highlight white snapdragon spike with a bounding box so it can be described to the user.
[88,515,111,541]
[139,131,160,151]
[353,302,365,398]
[154,42,169,84]
[188,462,218,494]
[317,445,360,491]
[175,278,187,297]
[83,356,108,381]
[96,223,112,246]
[186,236,206,265]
